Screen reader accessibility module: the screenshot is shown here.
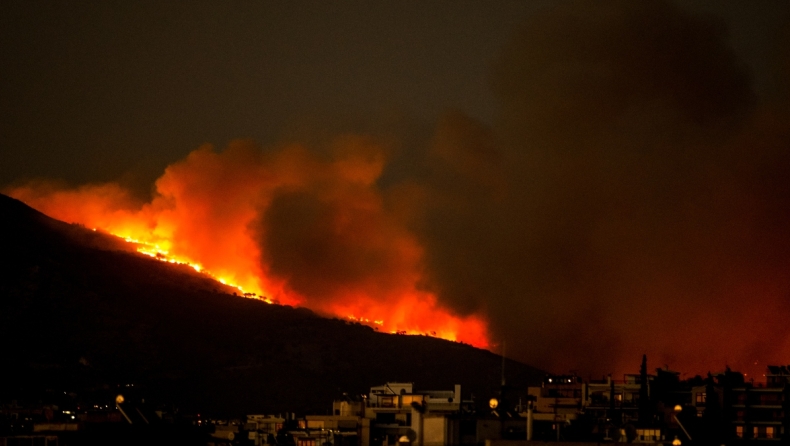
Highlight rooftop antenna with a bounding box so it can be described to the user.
[501,341,506,387]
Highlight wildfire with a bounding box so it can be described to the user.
[6,140,490,349]
[347,315,383,326]
[127,236,274,300]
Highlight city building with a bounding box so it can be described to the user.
[728,365,790,441]
[364,383,463,446]
[290,383,465,446]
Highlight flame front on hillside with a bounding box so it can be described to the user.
[9,139,490,349]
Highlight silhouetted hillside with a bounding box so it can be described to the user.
[0,193,543,416]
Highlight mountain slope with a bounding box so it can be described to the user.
[0,193,543,416]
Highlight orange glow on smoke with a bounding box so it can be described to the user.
[8,140,489,349]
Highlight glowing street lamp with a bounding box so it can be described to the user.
[673,405,691,441]
[115,394,132,424]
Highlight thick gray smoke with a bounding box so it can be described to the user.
[404,0,790,375]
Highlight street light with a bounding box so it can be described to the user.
[673,405,691,441]
[115,394,133,424]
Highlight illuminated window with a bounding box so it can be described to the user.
[402,395,424,406]
[636,429,660,441]
[735,426,743,438]
[306,420,325,429]
[767,427,775,439]
[380,396,395,407]
[298,438,316,446]
[614,393,623,402]
[695,392,706,405]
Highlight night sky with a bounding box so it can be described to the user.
[3,1,790,378]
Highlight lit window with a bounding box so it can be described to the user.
[402,395,423,406]
[767,426,775,439]
[636,429,660,441]
[695,392,706,404]
[735,426,743,438]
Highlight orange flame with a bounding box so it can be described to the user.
[6,139,490,349]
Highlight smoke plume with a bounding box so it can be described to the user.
[7,0,790,376]
[414,0,790,375]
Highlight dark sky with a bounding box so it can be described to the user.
[2,1,785,190]
[1,1,542,190]
[3,0,790,377]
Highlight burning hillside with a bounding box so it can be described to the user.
[7,1,790,378]
[7,138,490,348]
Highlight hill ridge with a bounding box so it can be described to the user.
[0,193,543,416]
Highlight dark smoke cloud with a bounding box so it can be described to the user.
[8,0,790,377]
[259,137,411,303]
[410,0,790,375]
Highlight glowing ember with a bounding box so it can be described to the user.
[6,140,490,349]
